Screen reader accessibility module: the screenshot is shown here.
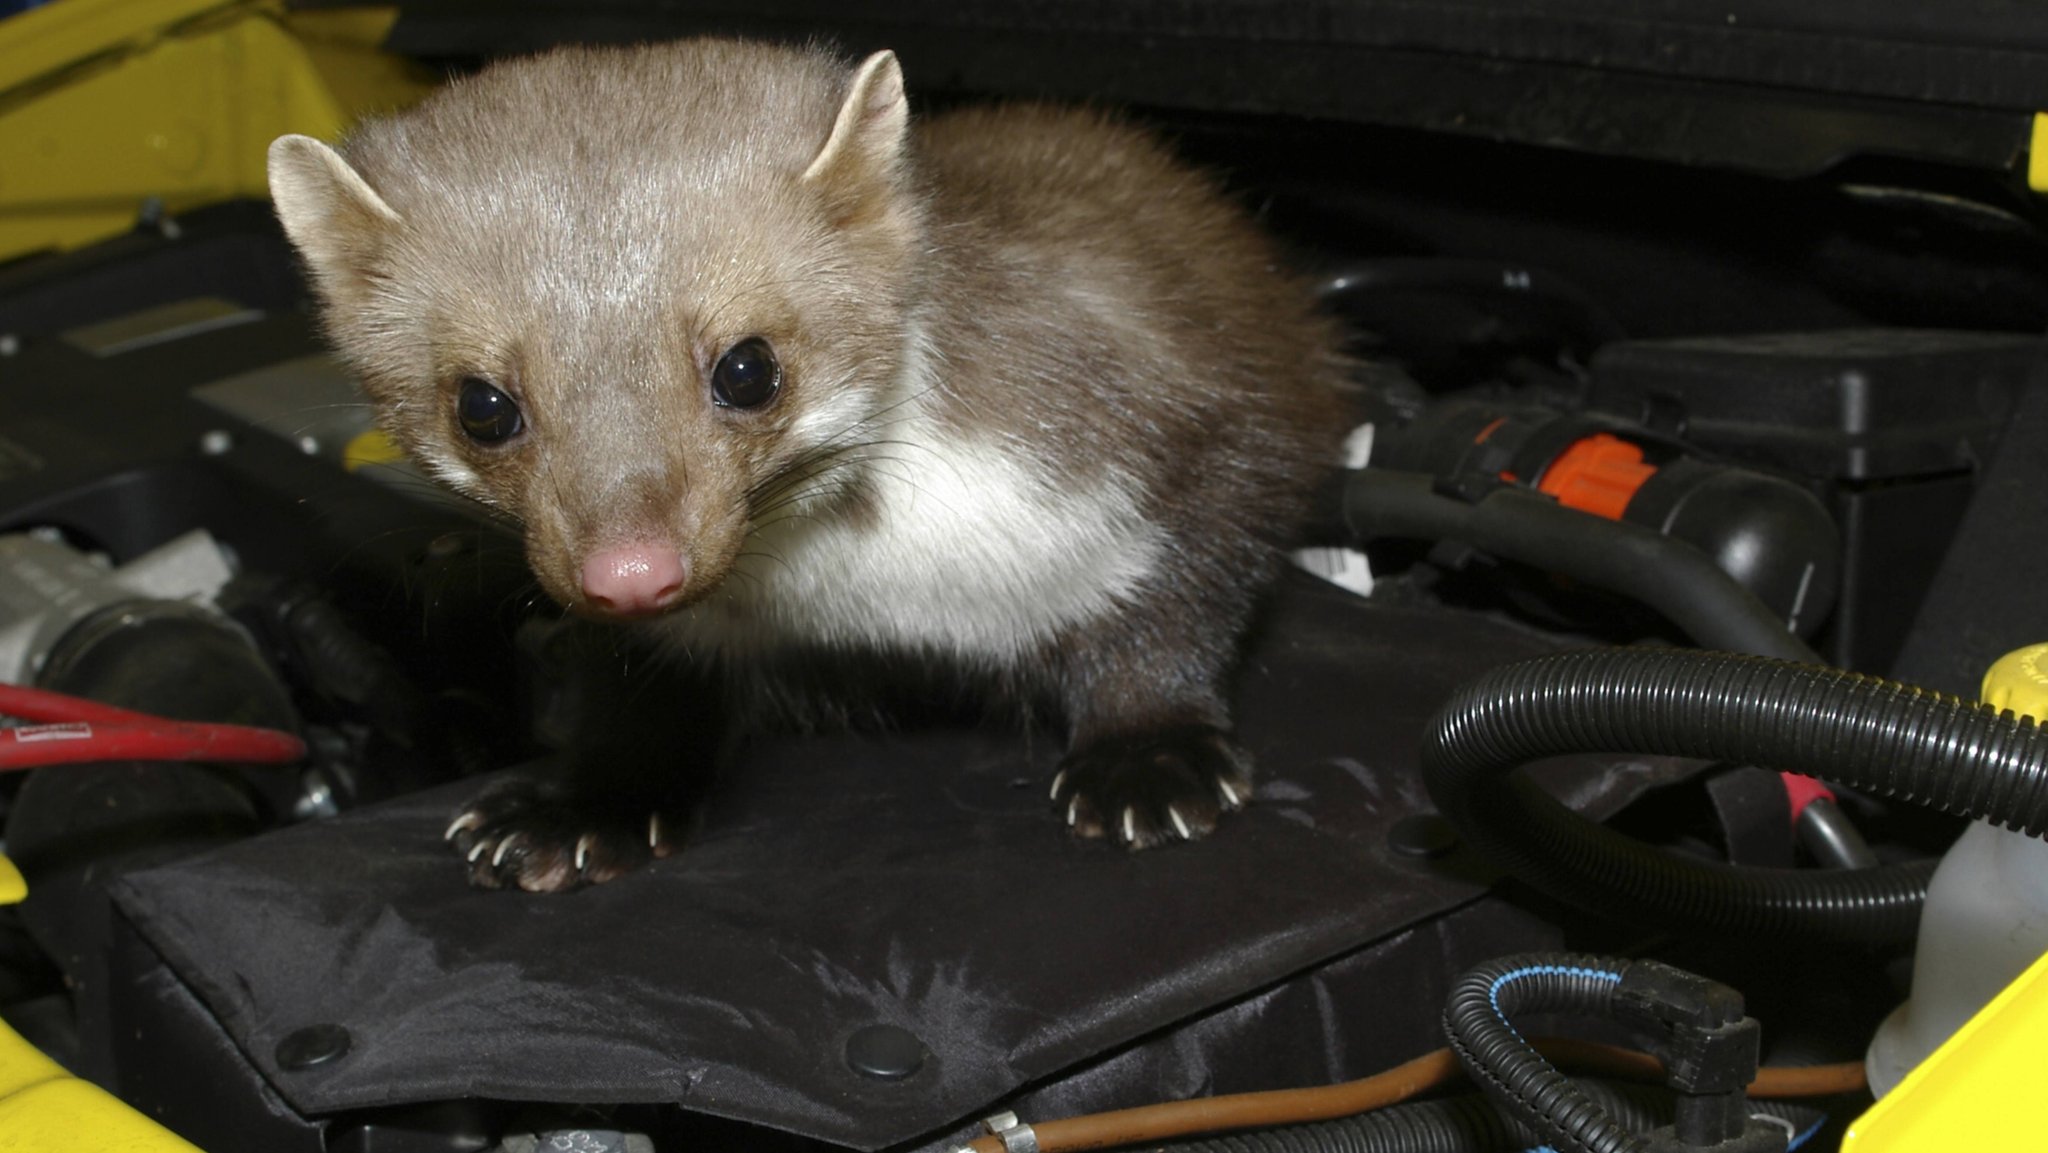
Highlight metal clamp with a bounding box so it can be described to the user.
[982,1110,1042,1153]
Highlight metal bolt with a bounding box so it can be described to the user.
[0,334,18,357]
[276,1023,351,1071]
[501,1133,653,1153]
[1387,814,1458,859]
[199,429,234,456]
[845,1024,926,1080]
[293,770,339,822]
[297,435,321,456]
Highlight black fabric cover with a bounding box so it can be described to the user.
[109,577,1680,1150]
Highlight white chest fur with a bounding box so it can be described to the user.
[664,410,1167,664]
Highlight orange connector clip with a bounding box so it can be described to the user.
[1536,433,1657,521]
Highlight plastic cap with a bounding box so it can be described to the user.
[1981,643,2048,724]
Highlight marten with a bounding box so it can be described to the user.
[267,39,1348,891]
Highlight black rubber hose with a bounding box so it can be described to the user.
[1332,469,1819,663]
[1424,648,2048,944]
[1148,1080,1823,1152]
[1317,259,1631,351]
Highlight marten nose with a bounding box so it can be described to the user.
[580,545,688,616]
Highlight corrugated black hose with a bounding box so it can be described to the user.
[1443,957,1649,1153]
[1434,954,1797,1153]
[1423,648,2048,944]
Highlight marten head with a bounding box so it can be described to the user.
[268,41,925,618]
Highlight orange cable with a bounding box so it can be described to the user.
[961,1038,1865,1153]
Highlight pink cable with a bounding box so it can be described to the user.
[1778,771,1837,823]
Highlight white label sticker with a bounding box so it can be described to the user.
[10,723,92,742]
[1292,547,1375,597]
[1341,422,1376,469]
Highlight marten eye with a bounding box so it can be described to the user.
[710,338,781,409]
[456,377,523,444]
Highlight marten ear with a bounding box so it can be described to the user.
[267,134,402,301]
[801,50,909,216]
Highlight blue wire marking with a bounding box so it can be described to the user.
[1491,964,1619,1153]
[1488,963,1624,1037]
[1787,1115,1827,1151]
[1519,1115,1823,1153]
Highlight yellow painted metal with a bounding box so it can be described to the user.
[0,0,435,262]
[0,1015,65,1104]
[1845,946,2048,1149]
[0,1017,202,1152]
[2032,113,2048,194]
[0,854,22,906]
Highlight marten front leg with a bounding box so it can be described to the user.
[1046,604,1254,850]
[443,623,725,892]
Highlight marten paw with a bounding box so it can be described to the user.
[1050,724,1252,850]
[442,778,681,892]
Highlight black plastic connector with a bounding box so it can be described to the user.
[1613,962,1760,1149]
[1640,1122,1791,1153]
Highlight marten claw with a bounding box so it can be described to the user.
[1216,776,1244,810]
[444,777,681,892]
[1051,724,1252,851]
